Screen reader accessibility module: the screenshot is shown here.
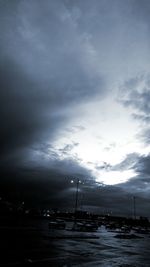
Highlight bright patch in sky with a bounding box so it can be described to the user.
[53,92,146,185]
[95,169,137,185]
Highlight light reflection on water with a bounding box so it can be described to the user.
[46,224,150,267]
[1,219,150,266]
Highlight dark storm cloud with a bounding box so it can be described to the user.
[119,75,150,114]
[117,74,150,211]
[114,153,150,199]
[91,152,150,216]
[0,1,104,160]
[134,154,150,177]
[77,184,144,216]
[139,128,150,145]
[112,153,139,171]
[118,74,150,146]
[0,155,93,207]
[0,0,107,206]
[93,152,150,215]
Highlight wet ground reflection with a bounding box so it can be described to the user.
[0,219,150,266]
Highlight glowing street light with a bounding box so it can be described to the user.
[71,178,82,216]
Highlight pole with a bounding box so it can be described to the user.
[72,178,80,229]
[75,178,79,215]
[133,196,136,220]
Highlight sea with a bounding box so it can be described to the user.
[0,218,150,267]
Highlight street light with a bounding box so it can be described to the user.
[71,178,83,230]
[71,178,82,216]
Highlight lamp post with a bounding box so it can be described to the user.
[133,196,136,220]
[71,178,81,215]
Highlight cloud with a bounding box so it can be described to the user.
[112,153,139,171]
[58,143,79,155]
[118,74,150,148]
[0,0,105,161]
[1,0,150,215]
[0,0,107,208]
[134,154,150,176]
[119,74,150,115]
[95,162,112,171]
[113,153,150,199]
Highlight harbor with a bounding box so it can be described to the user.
[1,216,150,267]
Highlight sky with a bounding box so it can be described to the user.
[1,0,150,216]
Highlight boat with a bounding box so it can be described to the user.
[48,219,66,229]
[72,221,99,232]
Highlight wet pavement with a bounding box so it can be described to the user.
[0,218,150,266]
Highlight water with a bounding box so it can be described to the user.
[0,219,150,266]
